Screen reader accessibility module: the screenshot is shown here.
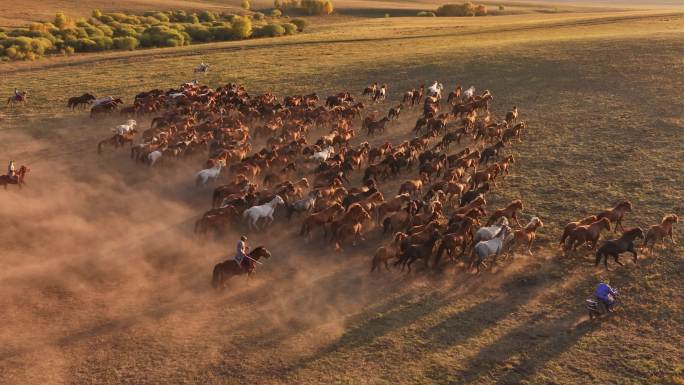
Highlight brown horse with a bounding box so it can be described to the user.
[487,200,524,227]
[7,91,27,106]
[559,215,598,247]
[596,200,632,232]
[0,166,29,189]
[211,246,272,289]
[643,214,678,255]
[67,93,96,109]
[97,131,136,154]
[505,217,544,257]
[565,218,611,253]
[434,217,476,266]
[371,232,408,272]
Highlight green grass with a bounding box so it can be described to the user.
[0,6,683,385]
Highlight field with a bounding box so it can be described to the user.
[1,2,684,384]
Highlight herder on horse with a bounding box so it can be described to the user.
[234,235,259,272]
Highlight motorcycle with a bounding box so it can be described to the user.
[585,289,618,320]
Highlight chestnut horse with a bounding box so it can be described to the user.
[643,214,678,255]
[0,166,29,189]
[565,218,611,253]
[596,200,632,232]
[211,246,272,289]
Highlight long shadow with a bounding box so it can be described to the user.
[442,274,597,385]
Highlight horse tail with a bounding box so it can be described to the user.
[212,189,221,208]
[370,252,380,272]
[382,217,391,234]
[195,174,203,187]
[97,141,104,155]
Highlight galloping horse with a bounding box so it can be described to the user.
[67,93,96,109]
[0,166,29,189]
[7,91,27,106]
[595,227,644,268]
[243,195,284,230]
[211,246,272,289]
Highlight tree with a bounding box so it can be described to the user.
[54,12,68,29]
[271,9,282,18]
[241,0,251,10]
[324,1,334,15]
[231,15,252,38]
[274,0,282,9]
[92,9,103,19]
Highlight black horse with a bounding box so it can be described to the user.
[595,227,644,268]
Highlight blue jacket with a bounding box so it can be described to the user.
[595,283,616,301]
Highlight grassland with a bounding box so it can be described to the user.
[1,3,683,385]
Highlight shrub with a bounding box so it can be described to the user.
[252,12,265,21]
[436,2,481,17]
[231,16,252,38]
[499,4,505,11]
[113,25,139,38]
[92,36,113,50]
[113,36,139,50]
[281,22,297,35]
[184,24,213,42]
[209,26,233,40]
[384,13,390,18]
[54,12,68,29]
[139,25,188,47]
[97,24,114,36]
[74,38,98,51]
[417,11,436,17]
[290,18,308,31]
[301,0,325,15]
[475,5,487,16]
[198,10,217,22]
[241,0,251,10]
[274,0,282,8]
[92,9,103,19]
[255,22,285,37]
[65,46,75,54]
[271,9,282,18]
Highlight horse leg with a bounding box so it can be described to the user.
[629,246,638,264]
[614,253,623,266]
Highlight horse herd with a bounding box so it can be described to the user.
[61,79,677,287]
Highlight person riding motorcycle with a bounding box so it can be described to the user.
[595,282,618,313]
[234,235,252,271]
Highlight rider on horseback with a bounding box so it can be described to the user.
[234,235,252,271]
[595,282,617,312]
[7,160,16,180]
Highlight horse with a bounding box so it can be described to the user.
[147,150,163,166]
[242,195,284,230]
[7,91,27,106]
[211,246,272,289]
[469,225,510,273]
[196,161,225,187]
[434,217,477,267]
[473,217,509,244]
[643,214,678,255]
[565,217,611,253]
[371,232,408,272]
[596,200,632,232]
[505,217,543,257]
[287,190,321,219]
[427,82,444,100]
[463,86,475,100]
[595,227,644,268]
[312,146,335,163]
[395,230,442,273]
[559,215,598,247]
[0,166,29,189]
[113,119,137,135]
[487,200,524,227]
[67,93,95,109]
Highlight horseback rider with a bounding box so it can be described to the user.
[7,160,16,180]
[595,282,617,312]
[234,235,251,271]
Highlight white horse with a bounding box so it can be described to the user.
[470,225,511,273]
[312,146,335,163]
[147,150,162,167]
[92,96,114,107]
[243,195,285,230]
[196,161,225,186]
[463,85,475,100]
[473,217,509,244]
[113,119,137,135]
[427,82,444,99]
